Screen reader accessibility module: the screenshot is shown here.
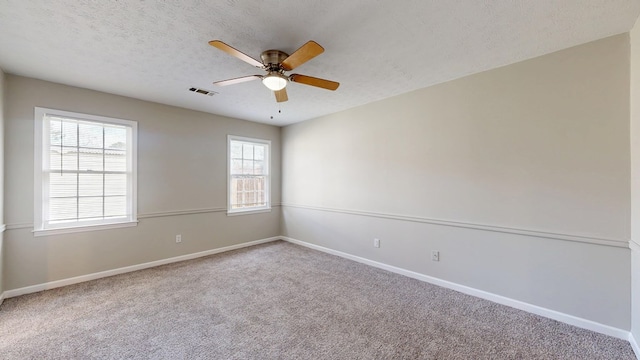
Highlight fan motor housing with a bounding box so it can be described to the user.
[261,50,289,68]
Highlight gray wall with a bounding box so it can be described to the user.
[631,19,640,348]
[2,32,636,339]
[4,75,281,290]
[632,244,640,349]
[281,34,631,329]
[0,67,5,297]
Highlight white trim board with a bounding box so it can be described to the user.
[137,207,227,219]
[2,234,633,347]
[5,223,31,230]
[138,204,282,219]
[630,333,639,359]
[3,237,280,299]
[281,204,628,248]
[280,236,631,341]
[4,204,285,230]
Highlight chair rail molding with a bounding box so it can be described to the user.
[281,203,629,248]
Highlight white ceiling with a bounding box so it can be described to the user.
[0,1,639,126]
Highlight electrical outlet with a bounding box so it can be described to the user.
[432,250,440,261]
[373,238,380,248]
[176,234,182,243]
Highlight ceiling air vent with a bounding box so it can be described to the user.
[189,87,217,96]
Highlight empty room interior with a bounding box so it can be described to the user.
[2,1,640,358]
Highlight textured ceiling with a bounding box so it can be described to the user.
[0,1,639,126]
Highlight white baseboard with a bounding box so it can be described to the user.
[3,234,635,349]
[281,236,631,341]
[630,332,640,359]
[3,237,280,299]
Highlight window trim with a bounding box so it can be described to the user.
[227,135,271,215]
[33,107,138,236]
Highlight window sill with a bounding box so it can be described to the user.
[227,208,272,216]
[33,220,138,237]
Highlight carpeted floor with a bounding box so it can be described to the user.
[0,241,635,359]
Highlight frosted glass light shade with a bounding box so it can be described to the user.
[262,73,287,91]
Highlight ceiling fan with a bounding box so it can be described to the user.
[208,40,339,103]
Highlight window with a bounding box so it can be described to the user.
[34,107,137,235]
[228,135,270,214]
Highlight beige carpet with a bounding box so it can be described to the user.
[0,241,635,359]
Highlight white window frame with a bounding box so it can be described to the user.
[34,107,138,236]
[227,135,271,215]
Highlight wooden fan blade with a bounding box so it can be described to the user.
[275,88,288,102]
[213,75,262,86]
[280,41,324,71]
[208,40,264,68]
[289,74,339,91]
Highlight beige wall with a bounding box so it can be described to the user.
[3,75,281,290]
[630,19,640,349]
[1,30,636,340]
[282,34,631,329]
[0,67,5,297]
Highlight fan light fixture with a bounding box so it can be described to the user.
[208,40,340,103]
[262,72,287,91]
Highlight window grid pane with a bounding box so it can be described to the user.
[105,150,126,171]
[230,175,267,209]
[42,113,133,227]
[49,173,77,197]
[78,148,104,171]
[79,173,104,196]
[49,197,78,221]
[79,196,104,219]
[105,196,127,217]
[229,137,269,211]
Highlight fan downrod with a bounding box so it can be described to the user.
[261,50,289,69]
